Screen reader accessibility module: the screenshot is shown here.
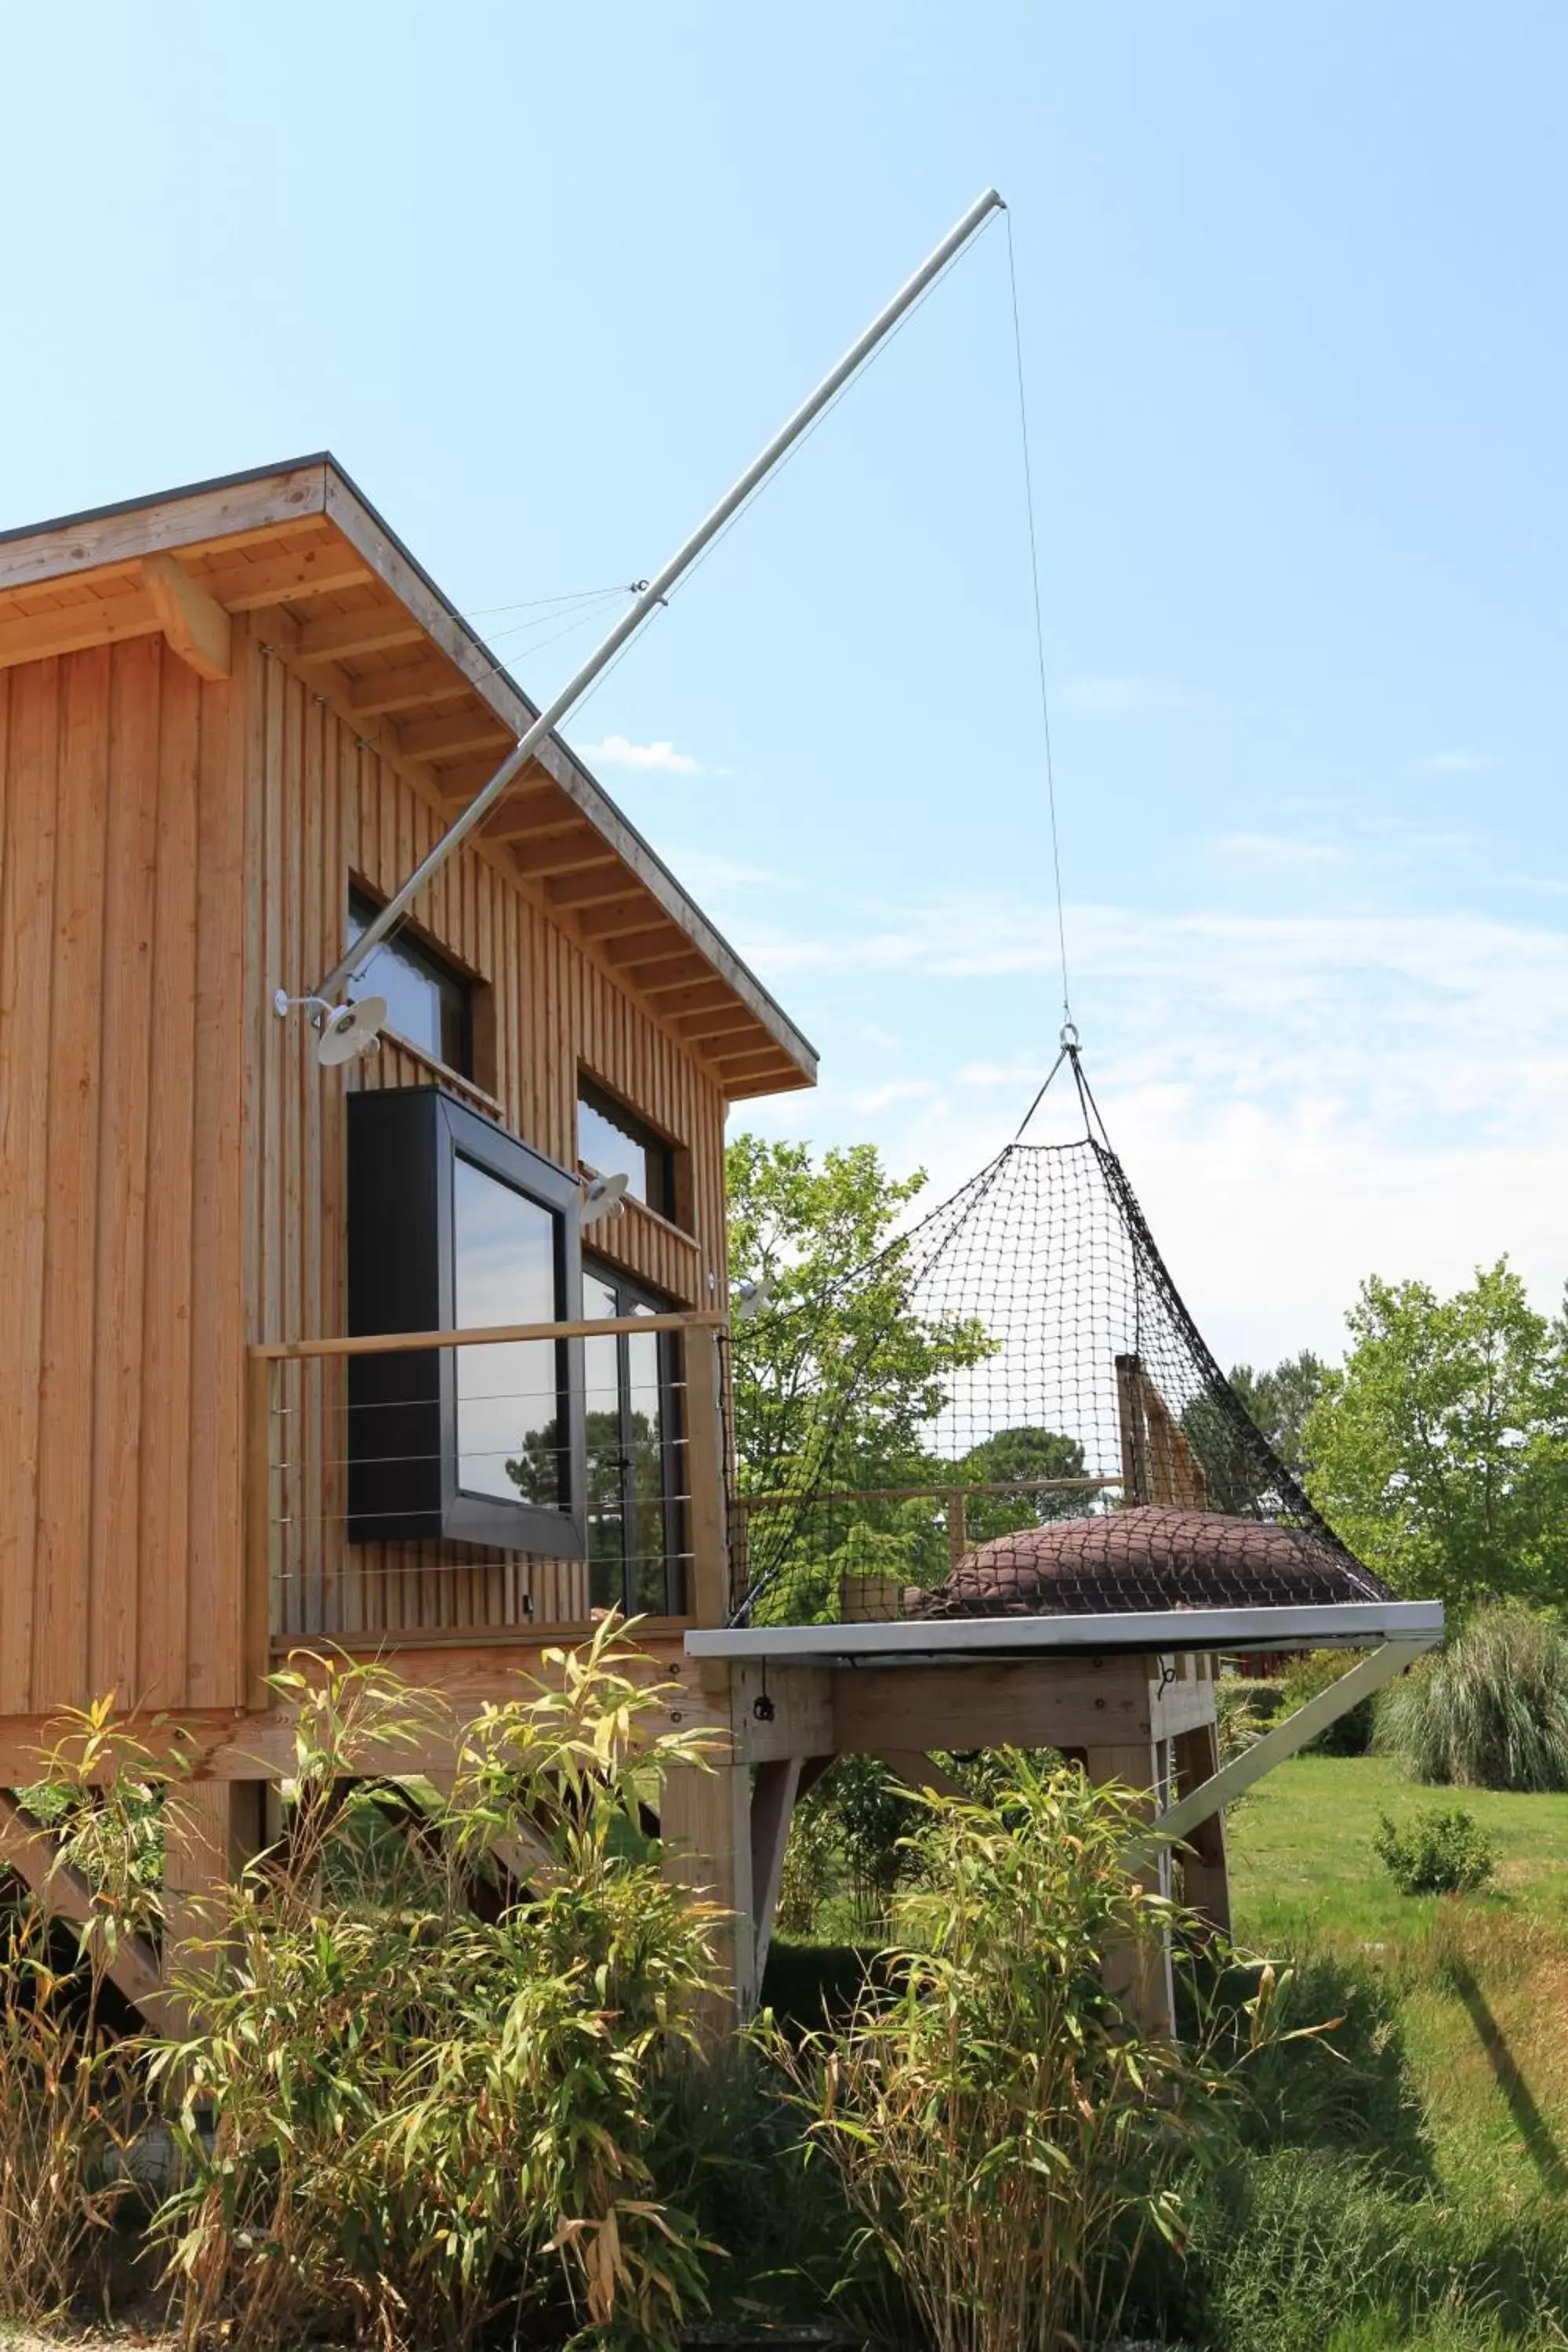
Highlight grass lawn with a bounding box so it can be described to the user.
[1227,1754,1568,2205]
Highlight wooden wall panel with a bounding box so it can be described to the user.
[0,615,739,1717]
[242,630,730,1649]
[0,641,247,1718]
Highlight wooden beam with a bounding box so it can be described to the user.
[635,973,731,1009]
[0,590,162,671]
[546,865,648,910]
[394,709,516,762]
[0,1790,178,2032]
[141,553,232,681]
[712,1046,791,1077]
[510,831,617,882]
[730,1663,834,1763]
[293,607,426,664]
[343,659,470,716]
[672,1007,758,1042]
[597,924,687,965]
[575,896,669,942]
[194,543,375,610]
[626,952,714,991]
[442,763,559,814]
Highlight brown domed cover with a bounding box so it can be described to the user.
[905,1505,1388,1619]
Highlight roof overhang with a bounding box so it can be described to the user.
[687,1599,1446,1666]
[0,456,815,1100]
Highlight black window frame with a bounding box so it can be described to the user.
[582,1261,688,1619]
[347,885,475,1079]
[576,1076,679,1222]
[347,1087,585,1558]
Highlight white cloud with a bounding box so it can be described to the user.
[729,886,1568,1365]
[1210,830,1344,874]
[1414,750,1494,775]
[578,733,704,775]
[1055,674,1152,719]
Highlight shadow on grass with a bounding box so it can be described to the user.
[1192,1945,1438,2191]
[1440,1951,1568,2195]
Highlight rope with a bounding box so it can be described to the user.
[1004,208,1073,1043]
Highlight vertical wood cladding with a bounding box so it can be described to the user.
[0,641,245,1715]
[0,618,734,1711]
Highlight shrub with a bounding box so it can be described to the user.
[765,1755,1307,2352]
[1172,2146,1568,2351]
[1380,1606,1568,1791]
[0,1704,171,2322]
[1374,1806,1494,1896]
[1276,1650,1376,1755]
[149,1624,727,2352]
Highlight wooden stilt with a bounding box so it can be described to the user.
[1082,1734,1176,2037]
[163,1779,260,1965]
[748,1757,801,1989]
[1172,1718,1232,1938]
[659,1756,756,2035]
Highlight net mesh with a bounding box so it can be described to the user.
[731,1107,1377,1627]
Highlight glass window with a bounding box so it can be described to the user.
[345,1088,583,1561]
[577,1079,677,1220]
[583,1265,686,1616]
[452,1156,564,1510]
[348,888,472,1074]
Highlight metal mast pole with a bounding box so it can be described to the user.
[305,186,1005,1011]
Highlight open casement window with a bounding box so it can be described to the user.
[347,887,474,1077]
[583,1264,688,1617]
[577,1076,681,1223]
[347,1088,584,1556]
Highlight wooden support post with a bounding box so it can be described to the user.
[164,1780,260,1965]
[1172,1719,1232,1939]
[1115,1354,1151,1506]
[684,1328,731,1627]
[749,1757,802,1987]
[659,1756,755,2038]
[946,1489,968,1571]
[1083,1734,1176,2037]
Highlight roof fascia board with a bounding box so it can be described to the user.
[0,458,332,592]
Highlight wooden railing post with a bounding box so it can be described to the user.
[684,1326,731,1628]
[946,1489,968,1571]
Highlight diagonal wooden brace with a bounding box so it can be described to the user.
[1129,1635,1439,1867]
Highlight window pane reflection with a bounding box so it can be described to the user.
[584,1273,624,1609]
[453,1155,563,1508]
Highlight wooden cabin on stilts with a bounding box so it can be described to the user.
[0,457,1442,2040]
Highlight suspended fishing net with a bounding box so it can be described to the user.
[728,1058,1385,1627]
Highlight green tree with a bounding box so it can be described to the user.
[727,1134,989,1497]
[1303,1261,1568,1613]
[727,1135,991,1617]
[1227,1350,1327,1479]
[956,1424,1089,1541]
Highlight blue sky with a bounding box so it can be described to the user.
[3,2,1563,1366]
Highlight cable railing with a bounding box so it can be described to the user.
[244,1311,730,1696]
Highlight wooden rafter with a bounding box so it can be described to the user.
[142,554,231,681]
[294,608,426,664]
[343,659,470,716]
[396,710,515,763]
